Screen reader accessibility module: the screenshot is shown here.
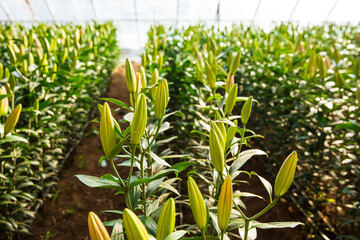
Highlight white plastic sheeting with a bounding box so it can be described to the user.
[0,0,359,50]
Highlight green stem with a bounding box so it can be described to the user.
[249,196,279,221]
[110,158,125,189]
[139,147,147,216]
[236,124,246,158]
[128,145,137,186]
[220,231,225,240]
[202,228,207,240]
[233,200,248,220]
[243,219,249,240]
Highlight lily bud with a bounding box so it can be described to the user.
[141,52,147,68]
[214,112,226,146]
[211,121,225,150]
[150,69,159,99]
[7,43,17,64]
[0,62,3,79]
[140,66,147,88]
[229,51,241,76]
[209,128,225,173]
[226,120,238,149]
[125,58,137,93]
[187,177,207,230]
[241,96,253,125]
[157,52,163,72]
[217,175,233,232]
[0,86,9,117]
[224,84,238,116]
[274,151,298,197]
[4,104,22,135]
[100,102,116,156]
[131,93,147,145]
[205,61,216,90]
[136,72,143,94]
[156,198,176,240]
[123,208,149,240]
[227,52,233,69]
[154,80,169,120]
[88,211,111,240]
[225,74,234,94]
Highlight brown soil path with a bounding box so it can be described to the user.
[29,63,139,240]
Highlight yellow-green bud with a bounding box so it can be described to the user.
[225,74,234,93]
[61,47,68,64]
[156,198,176,240]
[125,58,137,93]
[274,151,298,197]
[229,51,241,76]
[141,52,147,68]
[140,66,147,88]
[241,96,253,125]
[214,112,226,146]
[51,63,57,81]
[209,128,225,173]
[157,52,163,72]
[123,208,149,240]
[88,211,111,240]
[224,84,238,116]
[150,69,159,99]
[7,43,17,64]
[33,99,39,111]
[217,175,233,232]
[307,52,317,78]
[9,74,16,91]
[225,120,238,149]
[100,102,116,156]
[154,80,169,120]
[0,63,3,79]
[136,73,143,94]
[4,104,22,135]
[0,86,9,117]
[205,61,216,90]
[131,93,147,145]
[211,121,225,150]
[187,177,207,230]
[227,52,233,69]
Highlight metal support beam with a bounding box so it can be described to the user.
[91,0,98,20]
[289,0,300,21]
[175,0,180,27]
[325,0,339,22]
[252,0,262,23]
[44,0,56,23]
[0,0,12,22]
[25,0,38,23]
[133,0,141,49]
[216,0,220,29]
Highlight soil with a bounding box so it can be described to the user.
[29,63,305,240]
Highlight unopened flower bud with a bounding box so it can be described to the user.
[4,104,22,135]
[274,151,298,196]
[241,96,253,125]
[125,58,137,93]
[123,208,149,240]
[88,211,111,240]
[131,93,147,145]
[224,84,238,116]
[205,61,216,90]
[217,175,233,232]
[100,103,116,156]
[150,69,159,99]
[187,177,207,230]
[0,86,9,117]
[156,198,176,240]
[209,128,225,173]
[154,80,169,120]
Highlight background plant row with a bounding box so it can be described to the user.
[142,24,360,239]
[0,22,119,238]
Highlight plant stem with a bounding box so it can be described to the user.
[139,147,147,216]
[220,231,225,240]
[236,124,246,159]
[249,196,279,221]
[202,228,207,240]
[128,145,137,186]
[110,158,125,189]
[233,200,248,220]
[243,219,249,240]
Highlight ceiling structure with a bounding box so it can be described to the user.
[0,0,359,50]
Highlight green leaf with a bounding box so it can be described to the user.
[163,110,185,120]
[251,171,273,202]
[163,230,188,240]
[170,162,195,172]
[182,236,220,240]
[147,177,165,196]
[150,151,171,167]
[108,136,129,159]
[138,215,157,237]
[229,149,267,175]
[1,135,28,144]
[252,221,304,229]
[159,182,180,196]
[75,174,121,190]
[111,219,124,240]
[101,98,131,111]
[129,169,178,188]
[335,122,360,132]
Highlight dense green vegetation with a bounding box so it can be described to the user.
[0,22,119,238]
[142,24,359,239]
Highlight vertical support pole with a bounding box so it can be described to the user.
[175,0,180,27]
[0,0,12,22]
[25,0,38,23]
[133,0,141,49]
[45,0,57,23]
[289,0,300,21]
[252,0,262,24]
[325,0,339,23]
[91,0,98,21]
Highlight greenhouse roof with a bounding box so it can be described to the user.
[0,0,359,50]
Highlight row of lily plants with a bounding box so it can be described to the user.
[79,34,303,238]
[0,22,119,238]
[141,24,360,239]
